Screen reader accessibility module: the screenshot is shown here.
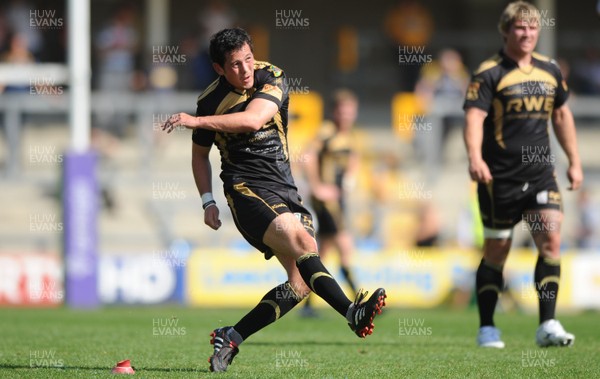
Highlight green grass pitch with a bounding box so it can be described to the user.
[0,306,598,378]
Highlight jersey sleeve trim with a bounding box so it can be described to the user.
[252,62,287,108]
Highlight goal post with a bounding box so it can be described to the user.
[63,0,99,308]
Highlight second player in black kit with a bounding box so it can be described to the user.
[463,1,582,349]
[464,49,567,230]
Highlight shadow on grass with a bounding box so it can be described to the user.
[0,363,209,373]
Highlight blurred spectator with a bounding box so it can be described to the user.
[0,32,35,93]
[199,0,236,45]
[94,4,139,137]
[91,4,141,213]
[413,48,469,182]
[1,32,34,64]
[176,33,204,91]
[5,0,42,57]
[173,1,236,92]
[575,188,600,250]
[95,4,139,94]
[415,49,469,104]
[194,0,236,90]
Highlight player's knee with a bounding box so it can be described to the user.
[538,233,561,258]
[294,231,318,256]
[483,239,511,265]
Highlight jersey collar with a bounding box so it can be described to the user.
[499,48,538,70]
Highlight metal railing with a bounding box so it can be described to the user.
[0,91,198,177]
[1,92,599,178]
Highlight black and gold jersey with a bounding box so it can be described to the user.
[315,121,354,189]
[192,61,294,189]
[463,50,569,181]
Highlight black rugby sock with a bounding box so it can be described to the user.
[535,256,560,324]
[234,282,302,341]
[476,259,504,327]
[296,253,352,316]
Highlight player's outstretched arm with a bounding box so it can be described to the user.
[552,104,583,190]
[192,143,221,230]
[162,98,278,134]
[464,107,492,184]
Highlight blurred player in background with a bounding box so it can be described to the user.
[162,28,386,372]
[301,89,360,317]
[463,1,583,348]
[414,48,469,176]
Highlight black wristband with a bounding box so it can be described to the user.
[202,200,216,210]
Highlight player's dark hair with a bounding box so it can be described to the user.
[209,28,254,67]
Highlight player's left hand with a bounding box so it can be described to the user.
[162,112,199,133]
[204,204,222,230]
[567,163,583,191]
